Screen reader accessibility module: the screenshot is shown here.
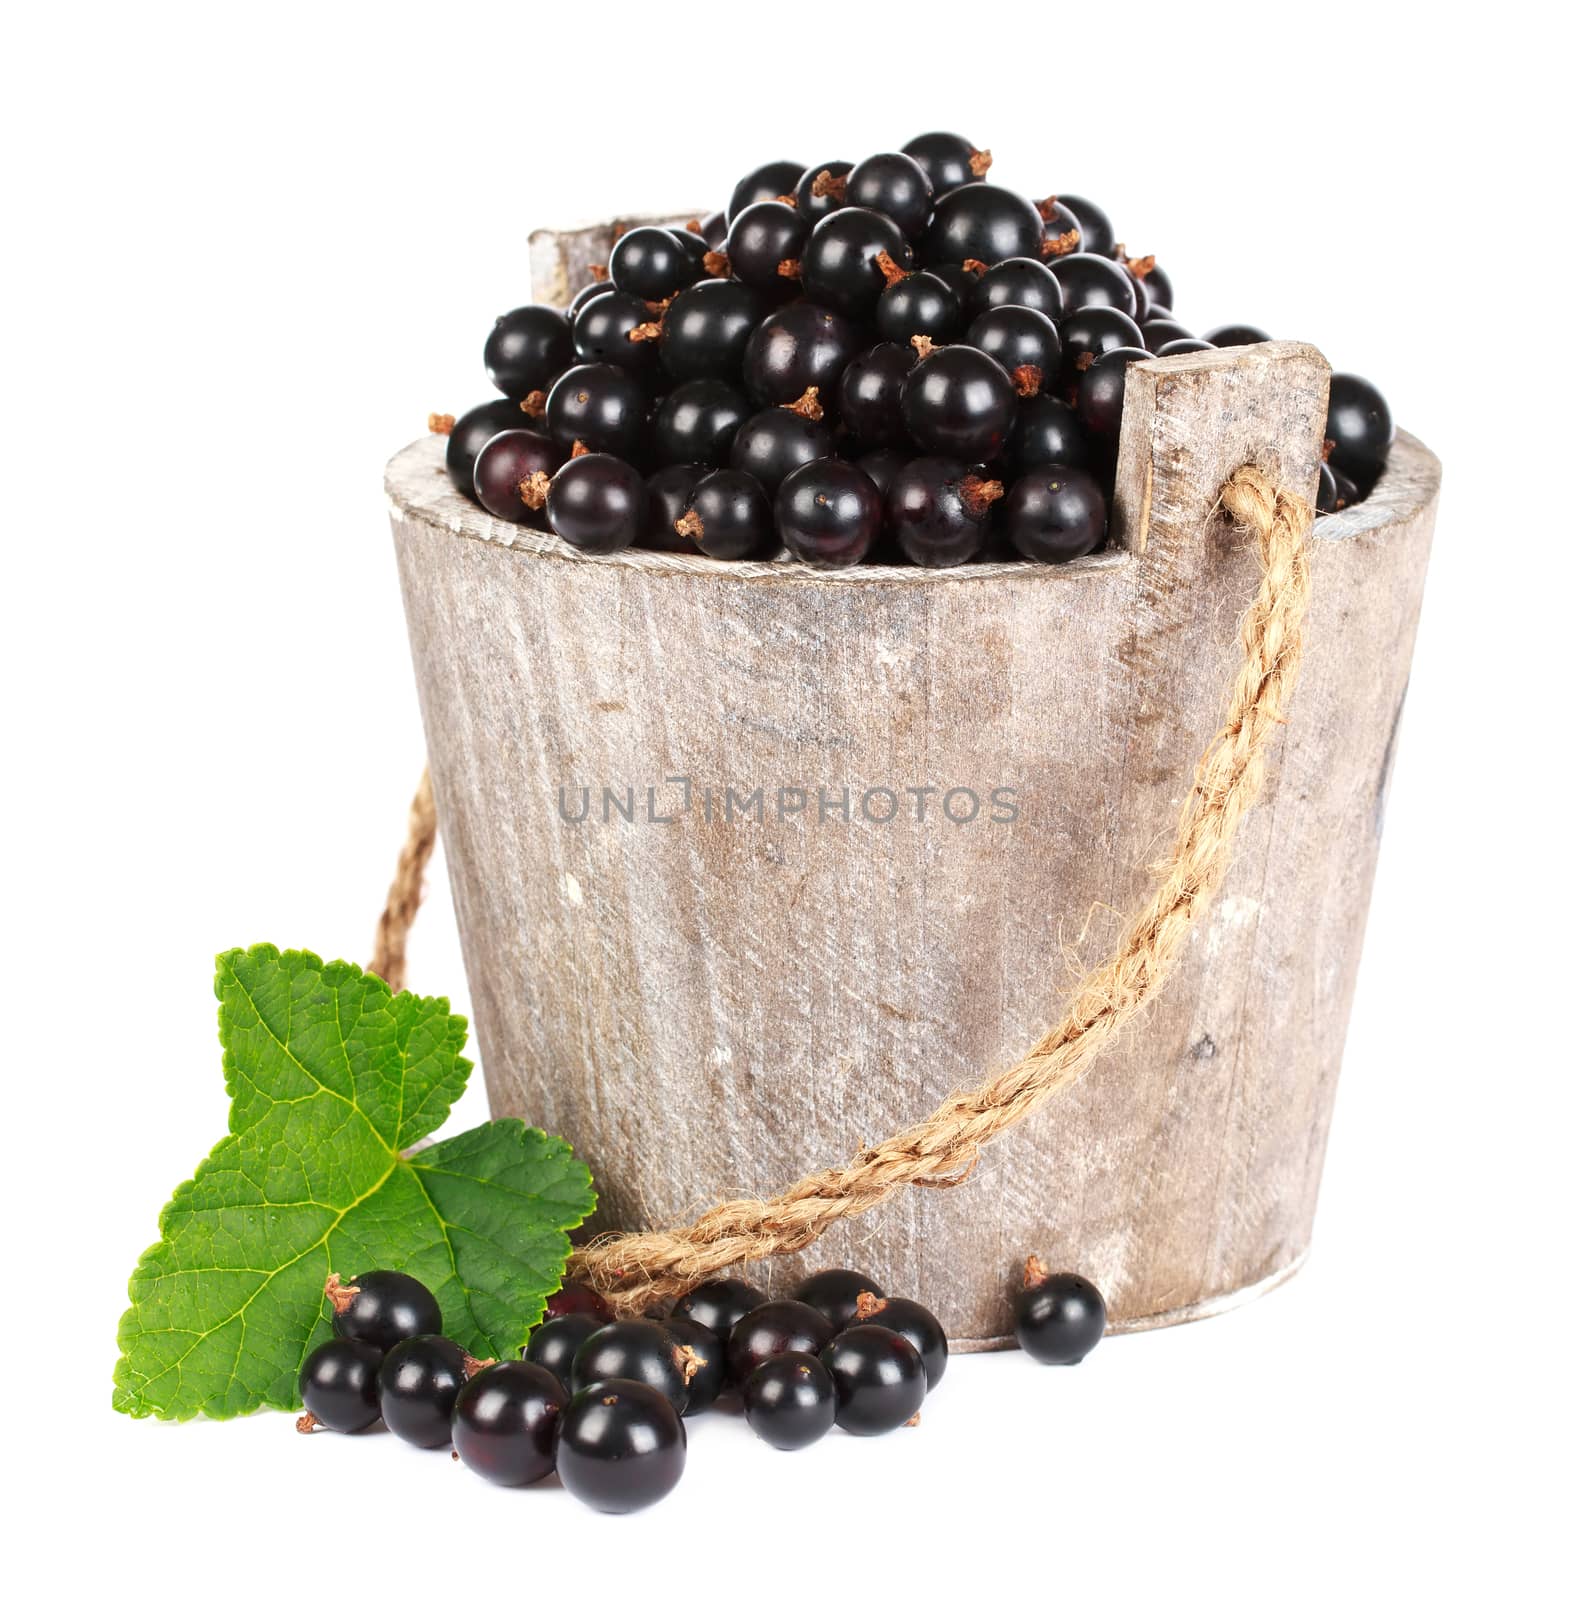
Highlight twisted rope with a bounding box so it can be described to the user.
[372,466,1314,1312]
[367,767,436,996]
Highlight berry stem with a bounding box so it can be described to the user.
[519,470,551,510]
[853,1290,889,1319]
[784,386,824,420]
[674,508,705,543]
[968,148,993,177]
[1022,1254,1050,1290]
[322,1272,359,1314]
[295,1410,322,1434]
[519,390,546,418]
[427,412,455,436]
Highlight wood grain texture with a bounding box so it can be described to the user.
[384,227,1439,1345]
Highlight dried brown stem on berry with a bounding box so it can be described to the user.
[777,258,803,280]
[1022,1254,1050,1290]
[962,258,989,277]
[588,263,608,282]
[519,470,551,510]
[1321,437,1336,461]
[876,249,909,287]
[675,1344,707,1382]
[323,1272,359,1314]
[960,477,1005,518]
[462,1355,495,1380]
[427,412,455,436]
[571,439,590,458]
[909,334,937,360]
[519,389,546,418]
[686,218,703,234]
[703,250,731,278]
[1124,253,1156,280]
[296,1411,322,1434]
[853,1291,889,1320]
[1075,350,1095,372]
[1014,365,1042,398]
[674,509,705,543]
[904,1411,922,1427]
[644,297,672,315]
[811,169,847,202]
[1041,229,1081,259]
[784,387,824,421]
[969,148,993,177]
[628,321,663,343]
[775,192,797,207]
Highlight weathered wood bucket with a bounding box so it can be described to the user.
[385,220,1439,1347]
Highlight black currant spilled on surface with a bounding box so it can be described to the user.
[727,1298,836,1382]
[324,1270,443,1352]
[557,1380,687,1514]
[821,1325,927,1435]
[378,1335,475,1448]
[451,1361,567,1487]
[572,1318,696,1414]
[671,1276,769,1336]
[298,1338,383,1434]
[743,1355,838,1450]
[793,1267,886,1331]
[524,1311,607,1392]
[1013,1257,1108,1366]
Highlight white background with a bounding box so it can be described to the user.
[5,3,1563,1593]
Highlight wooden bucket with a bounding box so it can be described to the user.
[385,220,1439,1347]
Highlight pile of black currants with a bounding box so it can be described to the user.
[297,1257,1106,1514]
[436,134,1394,568]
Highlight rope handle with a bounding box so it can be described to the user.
[369,466,1313,1310]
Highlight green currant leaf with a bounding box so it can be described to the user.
[112,944,596,1421]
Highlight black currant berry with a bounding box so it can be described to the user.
[573,290,663,374]
[728,159,807,223]
[609,226,699,300]
[1009,394,1090,473]
[1051,253,1139,318]
[1123,254,1174,315]
[567,278,616,322]
[473,429,566,527]
[967,256,1065,322]
[664,1318,726,1414]
[900,344,1017,460]
[1060,306,1145,370]
[524,1312,605,1391]
[1140,317,1192,351]
[729,406,834,494]
[671,1278,768,1338]
[1005,469,1107,563]
[794,159,853,221]
[652,378,751,468]
[726,201,810,290]
[966,304,1063,396]
[698,210,728,248]
[838,341,917,450]
[886,457,1003,568]
[742,301,862,409]
[546,363,649,459]
[854,448,912,500]
[452,1360,567,1487]
[446,398,534,500]
[485,305,573,400]
[801,207,915,316]
[544,1281,615,1324]
[556,1380,686,1515]
[668,223,710,267]
[727,1298,836,1382]
[1205,323,1271,347]
[1152,338,1215,356]
[820,1325,926,1435]
[849,1291,949,1390]
[1324,372,1394,484]
[1014,1258,1107,1365]
[641,463,706,551]
[572,1318,694,1414]
[546,452,646,555]
[775,461,883,568]
[378,1335,474,1448]
[925,183,1044,267]
[1036,195,1083,259]
[1055,192,1117,257]
[742,1355,838,1450]
[324,1270,442,1352]
[1316,462,1339,514]
[875,270,963,345]
[660,279,765,382]
[1077,347,1153,439]
[793,1268,886,1330]
[1328,462,1362,508]
[845,151,934,239]
[675,468,776,560]
[901,131,992,198]
[298,1338,382,1434]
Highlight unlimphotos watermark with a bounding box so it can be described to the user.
[555,776,1021,826]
